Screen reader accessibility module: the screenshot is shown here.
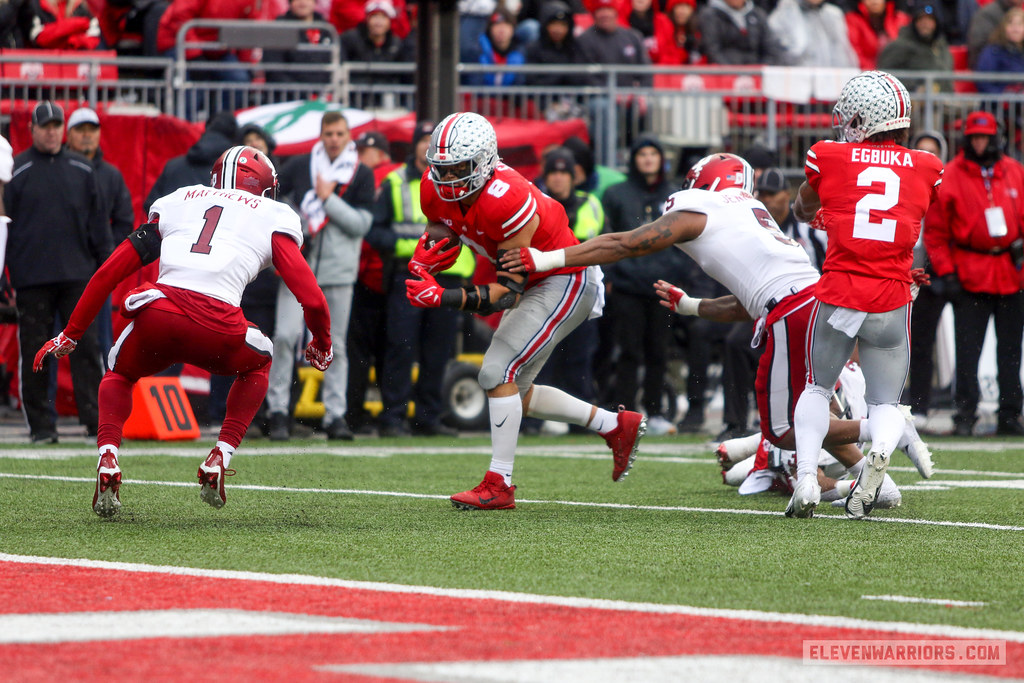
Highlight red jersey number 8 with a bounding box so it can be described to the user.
[852,167,899,243]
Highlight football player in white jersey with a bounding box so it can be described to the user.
[33,146,334,517]
[501,153,932,512]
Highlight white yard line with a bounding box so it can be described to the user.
[3,471,1023,532]
[2,553,1022,643]
[861,595,988,608]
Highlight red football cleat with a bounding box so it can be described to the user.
[197,447,235,509]
[93,449,121,518]
[603,406,647,482]
[450,471,516,510]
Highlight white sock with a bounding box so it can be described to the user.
[722,432,762,461]
[216,441,235,468]
[588,408,619,435]
[858,419,871,442]
[867,404,905,456]
[526,385,593,426]
[794,385,832,482]
[846,458,865,478]
[97,445,119,465]
[488,394,521,486]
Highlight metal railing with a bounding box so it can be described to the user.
[3,46,1022,174]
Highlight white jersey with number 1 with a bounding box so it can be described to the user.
[663,187,820,316]
[148,184,304,307]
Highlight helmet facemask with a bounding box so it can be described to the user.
[427,113,499,202]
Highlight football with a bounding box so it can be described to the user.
[425,223,461,252]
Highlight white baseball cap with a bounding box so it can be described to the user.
[67,107,100,131]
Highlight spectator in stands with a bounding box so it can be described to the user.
[340,0,409,86]
[238,122,277,162]
[91,0,168,57]
[5,102,112,442]
[877,1,954,92]
[0,0,36,48]
[144,111,237,213]
[524,0,585,87]
[976,7,1024,92]
[651,0,702,65]
[467,7,527,86]
[924,110,1024,436]
[967,0,1021,68]
[697,0,789,65]
[845,0,910,70]
[906,129,949,428]
[355,129,392,178]
[517,0,585,44]
[156,0,272,102]
[562,135,626,200]
[331,0,410,38]
[622,0,671,60]
[601,135,686,436]
[373,121,474,437]
[264,0,334,84]
[30,0,101,49]
[770,0,858,67]
[457,0,497,63]
[267,111,375,442]
[577,0,653,86]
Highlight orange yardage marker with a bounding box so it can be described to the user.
[123,377,201,440]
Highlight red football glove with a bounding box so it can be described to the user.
[809,210,827,231]
[409,233,459,274]
[406,264,445,307]
[304,341,334,371]
[33,332,77,372]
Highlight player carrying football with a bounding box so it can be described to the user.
[405,112,646,510]
[34,146,333,517]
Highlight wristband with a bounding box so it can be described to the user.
[440,288,463,308]
[532,248,565,272]
[676,295,702,317]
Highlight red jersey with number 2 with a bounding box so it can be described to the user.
[806,140,943,312]
[420,163,584,282]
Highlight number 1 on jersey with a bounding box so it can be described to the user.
[191,205,223,255]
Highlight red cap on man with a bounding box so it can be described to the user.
[964,111,998,136]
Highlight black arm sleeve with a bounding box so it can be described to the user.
[127,223,162,265]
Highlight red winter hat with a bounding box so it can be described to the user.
[964,111,998,136]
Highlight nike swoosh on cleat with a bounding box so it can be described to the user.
[478,496,498,504]
[493,416,508,428]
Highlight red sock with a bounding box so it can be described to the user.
[96,371,134,448]
[218,365,269,448]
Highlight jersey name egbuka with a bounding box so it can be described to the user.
[849,148,914,167]
[183,187,264,208]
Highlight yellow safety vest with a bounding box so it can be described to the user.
[387,165,475,278]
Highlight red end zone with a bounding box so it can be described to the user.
[1,557,1019,682]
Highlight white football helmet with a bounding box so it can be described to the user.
[832,70,912,143]
[427,112,499,201]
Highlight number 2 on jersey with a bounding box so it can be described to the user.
[190,205,223,255]
[852,167,899,242]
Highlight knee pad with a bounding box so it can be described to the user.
[477,362,507,392]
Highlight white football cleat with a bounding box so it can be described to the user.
[784,474,820,518]
[846,448,891,520]
[897,405,934,479]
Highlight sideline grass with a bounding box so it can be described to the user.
[1,434,1022,634]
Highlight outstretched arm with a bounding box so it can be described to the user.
[653,280,752,322]
[501,210,707,273]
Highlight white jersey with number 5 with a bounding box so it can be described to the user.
[663,187,820,316]
[148,184,303,307]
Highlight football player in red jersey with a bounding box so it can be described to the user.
[33,146,333,517]
[405,112,646,510]
[788,70,944,519]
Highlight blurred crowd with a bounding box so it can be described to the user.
[1,0,1024,91]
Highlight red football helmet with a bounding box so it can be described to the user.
[684,153,754,194]
[210,145,278,200]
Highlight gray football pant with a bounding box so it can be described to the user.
[266,281,353,424]
[806,302,911,407]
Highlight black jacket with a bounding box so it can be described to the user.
[601,137,689,298]
[524,1,586,87]
[143,127,236,213]
[340,24,409,85]
[86,147,136,243]
[4,146,112,288]
[264,11,334,84]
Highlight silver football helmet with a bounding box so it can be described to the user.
[426,112,499,201]
[832,70,912,143]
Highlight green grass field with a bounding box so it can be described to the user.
[2,433,1023,635]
